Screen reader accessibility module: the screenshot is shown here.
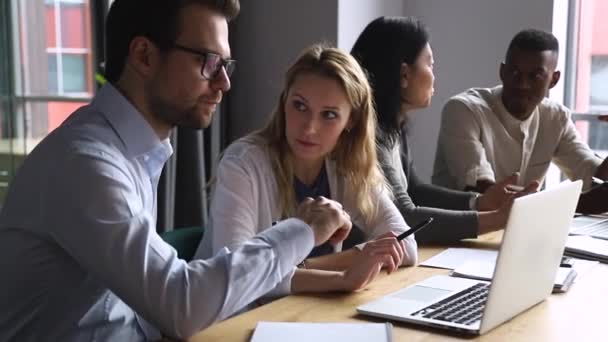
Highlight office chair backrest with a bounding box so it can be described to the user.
[160,226,204,261]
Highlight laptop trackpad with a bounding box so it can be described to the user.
[358,285,454,316]
[392,285,453,303]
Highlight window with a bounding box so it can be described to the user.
[45,0,91,95]
[590,55,608,109]
[545,0,608,187]
[565,0,608,156]
[48,54,88,93]
[0,0,97,205]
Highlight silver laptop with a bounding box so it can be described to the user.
[570,214,608,240]
[357,180,582,335]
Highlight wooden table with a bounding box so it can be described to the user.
[191,232,608,341]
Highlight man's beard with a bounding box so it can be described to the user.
[148,94,205,130]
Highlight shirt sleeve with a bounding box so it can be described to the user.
[377,141,479,243]
[205,154,263,252]
[50,149,313,339]
[437,99,496,189]
[402,135,474,210]
[553,112,602,189]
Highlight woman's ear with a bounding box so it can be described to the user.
[401,62,410,89]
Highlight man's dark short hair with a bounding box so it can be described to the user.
[506,28,559,61]
[104,0,240,83]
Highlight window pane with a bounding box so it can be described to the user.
[60,3,86,48]
[62,54,86,92]
[590,55,608,109]
[47,53,87,94]
[571,0,608,113]
[16,0,93,97]
[45,5,57,47]
[2,0,94,205]
[566,0,608,155]
[47,54,59,93]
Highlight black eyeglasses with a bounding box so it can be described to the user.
[171,43,236,80]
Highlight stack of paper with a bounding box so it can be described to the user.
[565,235,608,263]
[250,322,393,342]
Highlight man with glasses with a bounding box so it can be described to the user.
[0,1,355,341]
[433,28,608,214]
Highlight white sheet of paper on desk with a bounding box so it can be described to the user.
[419,247,498,270]
[571,259,599,282]
[250,322,392,342]
[451,259,574,286]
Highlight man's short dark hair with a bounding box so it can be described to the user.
[104,0,240,83]
[506,28,559,61]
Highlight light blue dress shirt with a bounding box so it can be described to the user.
[0,84,315,341]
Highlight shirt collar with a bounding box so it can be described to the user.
[139,139,173,181]
[90,84,173,172]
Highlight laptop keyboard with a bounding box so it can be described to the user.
[572,220,608,240]
[412,283,489,326]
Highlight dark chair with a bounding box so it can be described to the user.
[160,226,204,262]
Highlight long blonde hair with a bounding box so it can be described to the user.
[246,44,385,222]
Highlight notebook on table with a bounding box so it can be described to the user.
[250,322,392,342]
[357,180,582,335]
[565,235,608,263]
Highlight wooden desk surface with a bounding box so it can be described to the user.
[191,232,608,341]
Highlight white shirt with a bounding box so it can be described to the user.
[433,85,601,190]
[0,84,315,341]
[195,139,418,297]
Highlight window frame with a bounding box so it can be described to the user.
[0,0,105,205]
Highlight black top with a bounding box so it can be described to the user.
[293,165,334,258]
[376,131,479,243]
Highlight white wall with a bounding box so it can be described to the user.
[228,0,338,141]
[551,0,569,104]
[403,0,555,182]
[228,0,407,142]
[337,0,404,51]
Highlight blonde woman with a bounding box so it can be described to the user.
[196,45,417,299]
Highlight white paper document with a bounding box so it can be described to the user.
[570,259,599,281]
[250,322,392,342]
[451,259,577,291]
[420,247,498,270]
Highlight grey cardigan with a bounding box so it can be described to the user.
[377,132,479,243]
